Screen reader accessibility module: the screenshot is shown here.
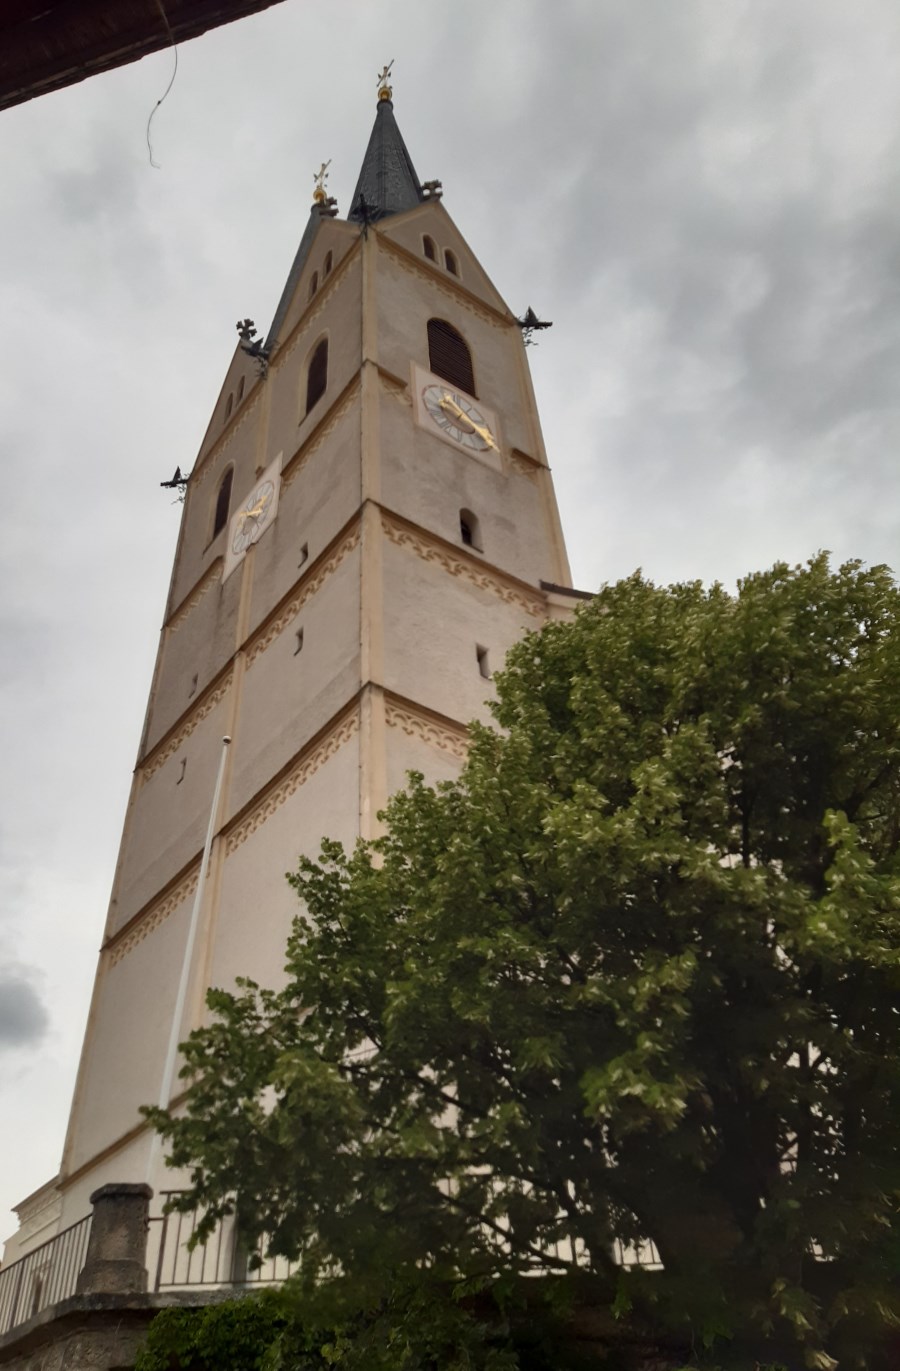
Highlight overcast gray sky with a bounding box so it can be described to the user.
[1,0,899,1246]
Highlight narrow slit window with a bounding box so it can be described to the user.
[324,251,333,276]
[459,509,482,551]
[298,543,309,568]
[423,235,436,261]
[176,757,187,785]
[237,377,245,402]
[427,318,475,396]
[188,673,198,699]
[444,249,459,276]
[306,338,328,415]
[294,627,304,656]
[309,271,318,299]
[476,645,491,679]
[224,393,234,421]
[213,467,233,538]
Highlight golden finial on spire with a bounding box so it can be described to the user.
[312,159,331,205]
[376,60,394,102]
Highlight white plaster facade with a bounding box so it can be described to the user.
[3,97,582,1266]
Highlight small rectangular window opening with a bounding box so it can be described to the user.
[476,645,491,679]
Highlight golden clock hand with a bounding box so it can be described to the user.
[239,498,265,522]
[439,394,470,423]
[438,395,498,450]
[441,397,496,444]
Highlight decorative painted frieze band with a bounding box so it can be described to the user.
[381,515,545,618]
[141,673,233,779]
[108,867,200,967]
[275,253,356,369]
[189,393,260,490]
[245,526,361,668]
[225,710,360,855]
[385,698,469,761]
[380,236,509,330]
[281,379,360,491]
[167,559,222,632]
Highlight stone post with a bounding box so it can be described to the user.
[75,1183,153,1295]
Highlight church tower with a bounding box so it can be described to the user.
[7,76,576,1255]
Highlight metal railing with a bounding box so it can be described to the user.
[0,1191,661,1339]
[150,1193,299,1291]
[149,1189,661,1290]
[0,1213,92,1336]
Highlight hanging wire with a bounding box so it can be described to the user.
[146,0,179,169]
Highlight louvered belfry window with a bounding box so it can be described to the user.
[427,318,476,397]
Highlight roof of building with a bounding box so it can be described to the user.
[266,93,428,348]
[347,95,426,223]
[265,203,331,350]
[0,0,288,113]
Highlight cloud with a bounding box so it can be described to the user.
[0,969,49,1050]
[1,0,900,1247]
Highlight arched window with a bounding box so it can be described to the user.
[423,235,436,262]
[224,393,233,421]
[306,338,328,415]
[309,271,318,300]
[427,318,475,396]
[324,251,333,277]
[444,249,459,276]
[237,377,245,403]
[213,467,233,538]
[459,509,482,551]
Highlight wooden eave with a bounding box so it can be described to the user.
[0,0,289,112]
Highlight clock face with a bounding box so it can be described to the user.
[421,384,499,453]
[231,479,276,555]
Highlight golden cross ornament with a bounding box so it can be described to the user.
[376,60,394,99]
[312,160,331,198]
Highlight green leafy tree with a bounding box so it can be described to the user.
[146,556,900,1370]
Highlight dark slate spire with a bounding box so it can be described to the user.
[348,84,425,224]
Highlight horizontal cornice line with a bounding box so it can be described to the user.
[162,379,361,638]
[379,507,546,617]
[146,502,544,777]
[242,511,362,666]
[222,702,361,856]
[103,858,201,958]
[281,374,361,489]
[382,687,471,737]
[142,511,365,770]
[165,557,223,631]
[137,665,234,778]
[383,690,471,763]
[244,520,364,666]
[107,698,365,965]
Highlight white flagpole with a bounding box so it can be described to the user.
[146,734,231,1187]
